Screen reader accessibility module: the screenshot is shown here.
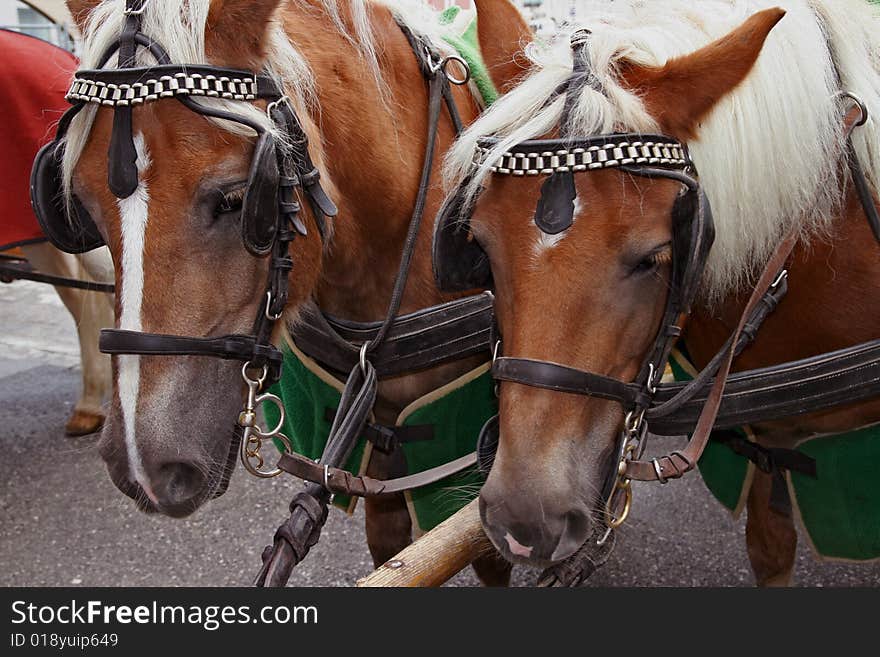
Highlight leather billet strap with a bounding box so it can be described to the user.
[277,450,478,497]
[291,293,495,377]
[624,232,799,482]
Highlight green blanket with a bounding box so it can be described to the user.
[670,346,880,561]
[438,5,499,106]
[264,330,497,532]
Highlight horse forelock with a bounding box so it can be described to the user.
[446,0,880,303]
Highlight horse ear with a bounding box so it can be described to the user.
[205,0,282,68]
[474,0,533,93]
[66,0,101,32]
[622,7,785,139]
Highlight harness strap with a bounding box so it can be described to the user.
[106,0,144,198]
[0,256,115,293]
[651,339,880,435]
[292,293,494,378]
[848,143,880,240]
[277,450,478,497]
[492,357,643,405]
[711,430,817,479]
[625,232,799,482]
[649,273,788,421]
[99,329,284,380]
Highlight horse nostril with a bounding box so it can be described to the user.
[152,462,207,517]
[549,510,593,563]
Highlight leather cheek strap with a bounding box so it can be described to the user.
[625,231,799,483]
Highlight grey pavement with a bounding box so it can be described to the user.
[1,279,878,587]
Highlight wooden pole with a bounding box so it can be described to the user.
[356,498,491,587]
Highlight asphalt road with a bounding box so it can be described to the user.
[1,278,878,587]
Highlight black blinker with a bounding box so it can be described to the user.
[534,170,576,235]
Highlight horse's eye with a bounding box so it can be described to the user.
[211,183,246,221]
[214,190,244,218]
[631,245,672,276]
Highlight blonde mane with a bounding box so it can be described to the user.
[446,0,880,301]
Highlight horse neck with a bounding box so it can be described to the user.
[287,4,480,322]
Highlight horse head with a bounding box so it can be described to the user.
[442,5,786,566]
[63,0,326,516]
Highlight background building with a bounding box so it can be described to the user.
[0,0,75,50]
[426,0,578,34]
[0,0,579,54]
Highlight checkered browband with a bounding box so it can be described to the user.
[66,66,267,107]
[474,136,689,176]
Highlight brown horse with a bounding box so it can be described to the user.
[443,0,880,585]
[62,0,530,583]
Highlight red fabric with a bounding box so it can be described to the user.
[0,30,77,250]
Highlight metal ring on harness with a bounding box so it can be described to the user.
[123,0,151,15]
[252,392,287,438]
[605,478,632,529]
[242,361,269,388]
[265,291,283,321]
[359,342,369,375]
[441,56,471,86]
[839,91,869,127]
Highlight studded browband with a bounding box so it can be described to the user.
[474,135,689,176]
[67,64,282,106]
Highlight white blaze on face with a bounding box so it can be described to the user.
[115,133,154,501]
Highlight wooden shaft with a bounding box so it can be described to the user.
[356,498,491,587]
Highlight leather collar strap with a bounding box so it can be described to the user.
[291,293,495,377]
[650,334,880,435]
